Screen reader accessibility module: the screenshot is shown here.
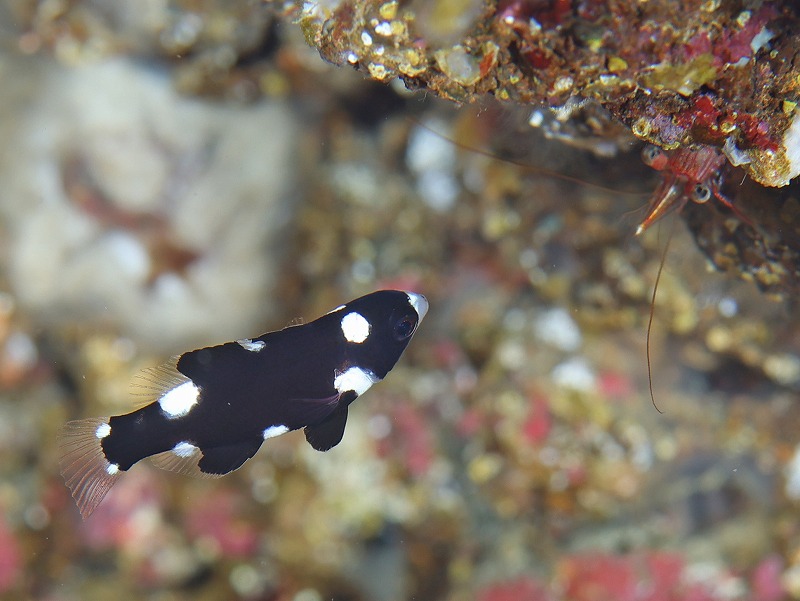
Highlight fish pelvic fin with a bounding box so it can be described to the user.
[304,404,349,451]
[196,438,264,476]
[58,417,121,519]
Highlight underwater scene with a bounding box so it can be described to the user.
[0,1,799,600]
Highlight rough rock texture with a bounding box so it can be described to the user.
[297,0,800,188]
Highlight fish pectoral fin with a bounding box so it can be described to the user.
[191,438,264,476]
[304,405,349,452]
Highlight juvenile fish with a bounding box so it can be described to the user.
[59,290,428,518]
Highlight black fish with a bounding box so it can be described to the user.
[59,290,428,518]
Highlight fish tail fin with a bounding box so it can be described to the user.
[58,417,121,519]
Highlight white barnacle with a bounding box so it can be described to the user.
[262,424,289,440]
[159,381,200,419]
[106,463,120,475]
[341,312,371,343]
[172,441,199,458]
[95,423,111,439]
[334,366,380,397]
[237,338,266,352]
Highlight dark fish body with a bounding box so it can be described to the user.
[59,290,428,518]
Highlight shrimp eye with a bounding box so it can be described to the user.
[641,145,667,170]
[393,314,417,340]
[692,183,711,203]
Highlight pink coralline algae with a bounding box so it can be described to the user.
[79,468,164,551]
[521,395,552,445]
[477,576,552,601]
[378,403,436,477]
[474,551,759,601]
[184,488,260,558]
[750,555,786,601]
[0,518,21,595]
[557,552,736,601]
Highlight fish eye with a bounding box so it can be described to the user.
[393,314,417,340]
[692,183,711,203]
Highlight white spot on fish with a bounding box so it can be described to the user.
[237,338,265,352]
[172,441,199,458]
[262,425,289,440]
[334,366,379,397]
[107,463,119,475]
[95,423,111,439]
[341,312,371,343]
[159,381,200,419]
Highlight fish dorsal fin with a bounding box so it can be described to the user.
[129,356,188,410]
[304,405,349,451]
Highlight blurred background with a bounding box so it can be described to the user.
[0,2,799,600]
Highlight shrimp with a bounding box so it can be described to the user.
[636,144,747,236]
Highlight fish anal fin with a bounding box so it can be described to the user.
[150,444,222,479]
[129,356,188,410]
[196,438,263,476]
[304,405,349,452]
[58,417,121,519]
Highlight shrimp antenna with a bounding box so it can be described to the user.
[646,218,677,414]
[406,116,646,197]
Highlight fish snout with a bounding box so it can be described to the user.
[405,292,429,322]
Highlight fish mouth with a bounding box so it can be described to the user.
[405,292,429,322]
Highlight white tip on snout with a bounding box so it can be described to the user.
[341,311,371,343]
[405,292,429,321]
